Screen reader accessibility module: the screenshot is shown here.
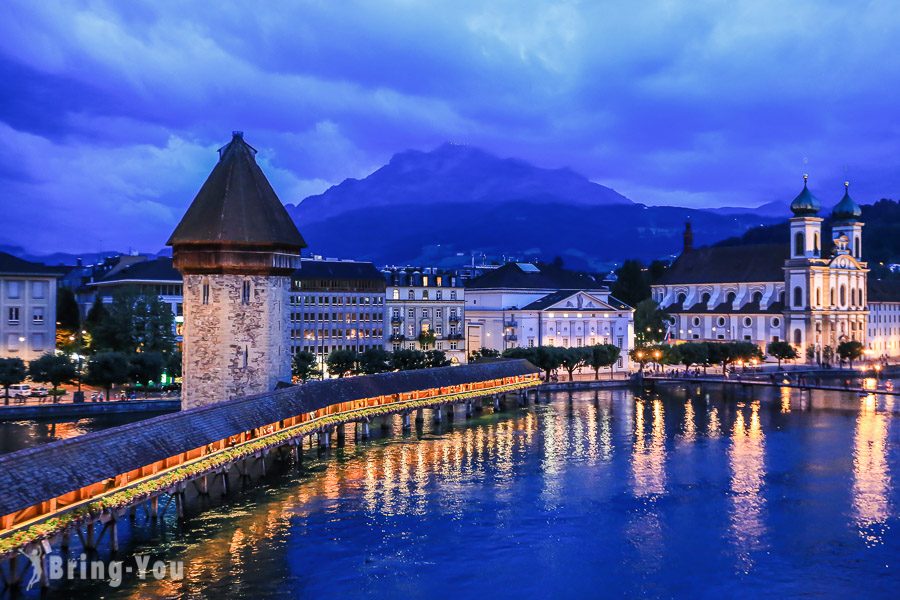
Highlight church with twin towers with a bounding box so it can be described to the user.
[652,176,897,363]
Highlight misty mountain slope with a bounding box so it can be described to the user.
[288,143,633,224]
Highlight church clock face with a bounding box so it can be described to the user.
[834,256,851,269]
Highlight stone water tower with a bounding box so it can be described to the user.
[168,132,306,408]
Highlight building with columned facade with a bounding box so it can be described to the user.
[652,178,892,361]
[465,262,634,372]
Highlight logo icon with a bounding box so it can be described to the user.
[18,548,42,591]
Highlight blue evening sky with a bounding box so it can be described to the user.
[1,1,898,253]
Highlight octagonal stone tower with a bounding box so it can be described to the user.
[168,132,306,409]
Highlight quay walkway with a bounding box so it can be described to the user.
[642,374,899,396]
[0,360,541,590]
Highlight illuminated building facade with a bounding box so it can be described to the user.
[290,258,386,373]
[383,267,466,364]
[653,179,885,362]
[0,252,60,361]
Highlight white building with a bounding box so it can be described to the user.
[867,280,900,359]
[653,179,898,362]
[465,263,634,373]
[291,258,386,373]
[0,252,61,361]
[384,268,466,364]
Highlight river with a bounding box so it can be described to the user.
[6,385,900,598]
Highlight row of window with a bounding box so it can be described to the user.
[291,313,384,322]
[6,307,46,325]
[390,289,459,301]
[793,284,866,309]
[391,307,460,319]
[292,295,384,306]
[3,280,48,300]
[5,333,45,352]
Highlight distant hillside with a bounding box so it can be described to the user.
[288,144,780,269]
[715,198,900,274]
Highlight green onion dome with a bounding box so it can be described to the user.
[790,174,821,216]
[831,181,862,221]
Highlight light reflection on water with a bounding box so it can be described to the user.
[35,387,900,599]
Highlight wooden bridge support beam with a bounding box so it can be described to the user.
[415,408,424,423]
[337,425,346,447]
[402,412,411,431]
[465,400,473,418]
[433,405,443,423]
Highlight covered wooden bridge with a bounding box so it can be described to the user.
[0,360,540,586]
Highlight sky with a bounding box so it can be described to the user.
[1,0,899,254]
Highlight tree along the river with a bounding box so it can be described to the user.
[836,340,865,369]
[766,341,799,369]
[28,353,77,396]
[326,350,358,378]
[391,348,429,371]
[358,348,392,375]
[293,350,320,381]
[586,344,620,379]
[634,299,670,346]
[128,352,165,391]
[84,352,131,400]
[0,357,27,404]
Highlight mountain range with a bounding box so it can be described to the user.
[286,143,781,270]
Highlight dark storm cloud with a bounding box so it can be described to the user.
[1,0,898,253]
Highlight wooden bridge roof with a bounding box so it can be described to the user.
[0,360,539,517]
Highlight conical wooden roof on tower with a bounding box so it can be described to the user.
[167,132,306,275]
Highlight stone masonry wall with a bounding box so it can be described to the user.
[182,274,292,409]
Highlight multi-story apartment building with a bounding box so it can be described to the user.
[290,258,386,374]
[88,257,185,344]
[0,252,62,361]
[465,262,634,373]
[867,279,900,359]
[384,267,466,364]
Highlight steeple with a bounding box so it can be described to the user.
[831,181,862,222]
[789,174,821,216]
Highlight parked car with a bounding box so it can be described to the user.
[9,384,31,400]
[30,387,49,397]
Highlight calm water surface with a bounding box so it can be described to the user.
[19,387,900,598]
[0,414,161,454]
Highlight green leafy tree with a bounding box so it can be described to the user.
[836,340,865,369]
[358,348,392,374]
[392,348,428,371]
[502,347,536,361]
[469,348,501,362]
[558,347,587,380]
[89,287,175,356]
[677,342,708,370]
[166,350,183,381]
[293,350,320,381]
[634,299,669,345]
[767,341,799,368]
[587,344,620,379]
[611,260,651,307]
[425,349,451,368]
[0,357,27,404]
[28,353,77,395]
[326,349,358,378]
[128,352,165,389]
[84,296,108,350]
[532,346,564,380]
[822,345,835,368]
[84,352,130,400]
[629,347,652,373]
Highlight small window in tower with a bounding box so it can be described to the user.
[202,279,210,305]
[242,346,249,369]
[242,280,251,305]
[794,232,804,256]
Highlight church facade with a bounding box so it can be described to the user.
[652,178,897,361]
